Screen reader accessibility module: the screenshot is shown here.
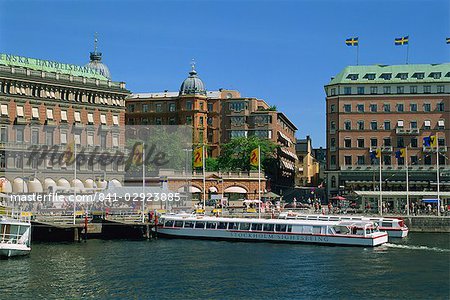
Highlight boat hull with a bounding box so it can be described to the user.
[0,244,31,258]
[157,227,388,247]
[382,227,409,238]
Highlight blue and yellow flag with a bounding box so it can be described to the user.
[250,148,259,167]
[395,36,409,45]
[345,37,359,46]
[430,135,437,147]
[193,147,203,168]
[446,37,450,44]
[131,143,144,165]
[395,148,406,159]
[62,142,75,165]
[370,148,381,159]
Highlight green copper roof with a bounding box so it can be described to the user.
[327,63,450,85]
[0,53,110,81]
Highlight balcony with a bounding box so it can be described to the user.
[381,146,393,152]
[396,127,419,135]
[423,146,448,153]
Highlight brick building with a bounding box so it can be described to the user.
[126,65,298,194]
[325,63,450,208]
[0,49,129,194]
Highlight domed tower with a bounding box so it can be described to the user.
[85,33,111,80]
[179,61,206,96]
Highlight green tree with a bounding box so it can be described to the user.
[217,136,278,172]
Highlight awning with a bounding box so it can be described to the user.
[224,186,248,193]
[209,186,218,193]
[110,179,122,188]
[28,179,43,193]
[12,178,28,193]
[72,179,84,189]
[44,178,57,191]
[97,180,107,189]
[57,178,71,189]
[0,178,12,193]
[177,186,202,193]
[84,179,97,189]
[422,199,439,203]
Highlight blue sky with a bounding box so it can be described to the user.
[1,0,449,146]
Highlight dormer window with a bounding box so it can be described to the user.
[413,72,425,79]
[397,73,408,80]
[364,73,376,80]
[347,74,359,80]
[380,73,392,80]
[429,72,441,79]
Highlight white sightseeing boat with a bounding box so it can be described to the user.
[0,208,32,258]
[157,214,388,247]
[279,212,409,238]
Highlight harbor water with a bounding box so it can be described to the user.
[1,233,449,299]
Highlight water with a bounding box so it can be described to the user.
[1,233,449,299]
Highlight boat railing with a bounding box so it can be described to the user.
[0,231,29,245]
[0,207,31,223]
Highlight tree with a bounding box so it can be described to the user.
[217,136,278,172]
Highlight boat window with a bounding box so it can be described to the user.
[164,220,174,227]
[229,222,239,230]
[264,224,274,231]
[251,223,263,231]
[240,223,250,231]
[276,224,287,232]
[217,222,227,229]
[381,222,392,227]
[195,221,205,229]
[334,226,350,234]
[206,222,217,229]
[312,226,321,234]
[184,221,194,228]
[329,217,340,221]
[297,216,307,220]
[174,221,183,228]
[287,225,292,233]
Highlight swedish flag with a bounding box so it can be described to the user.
[395,36,409,45]
[345,37,359,46]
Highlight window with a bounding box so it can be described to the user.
[169,117,176,125]
[383,86,391,94]
[357,138,364,148]
[344,139,351,148]
[275,224,287,232]
[397,120,404,127]
[156,103,162,112]
[1,104,8,116]
[330,121,336,130]
[32,107,39,119]
[437,103,444,112]
[397,86,404,94]
[357,156,365,165]
[357,121,364,130]
[0,127,8,142]
[330,155,336,166]
[430,72,441,79]
[186,101,193,110]
[16,127,24,143]
[383,155,391,165]
[46,130,53,145]
[330,104,336,112]
[331,176,336,188]
[169,103,176,112]
[410,86,417,94]
[370,121,378,130]
[423,103,431,112]
[344,87,352,95]
[156,117,162,125]
[397,104,404,112]
[438,138,445,147]
[200,103,204,111]
[344,104,351,112]
[397,137,404,147]
[112,135,119,148]
[414,73,424,79]
[74,111,81,123]
[113,115,119,126]
[229,102,247,111]
[16,105,24,117]
[330,138,336,147]
[423,86,431,93]
[357,87,365,95]
[411,156,418,165]
[411,138,417,148]
[384,121,391,130]
[61,110,68,122]
[87,113,94,124]
[74,133,81,145]
[87,132,94,145]
[383,138,391,146]
[384,104,391,112]
[438,120,445,129]
[370,138,377,147]
[357,104,364,112]
[348,74,358,80]
[424,120,431,130]
[186,116,192,125]
[60,131,67,144]
[128,104,135,112]
[437,85,445,93]
[344,121,351,130]
[410,121,417,129]
[399,73,408,80]
[344,156,352,165]
[370,86,377,94]
[100,114,107,125]
[100,134,106,148]
[370,104,377,112]
[410,103,417,112]
[424,155,432,165]
[330,88,336,96]
[398,157,405,165]
[230,130,247,138]
[142,104,149,112]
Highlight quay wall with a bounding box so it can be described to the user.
[402,216,450,233]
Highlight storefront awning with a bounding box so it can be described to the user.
[224,186,247,193]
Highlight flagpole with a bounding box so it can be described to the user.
[436,133,440,216]
[258,145,261,219]
[202,145,206,212]
[405,146,410,216]
[142,142,145,223]
[73,142,77,225]
[379,151,383,216]
[406,40,409,64]
[356,43,359,65]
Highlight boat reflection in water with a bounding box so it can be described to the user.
[157,214,388,247]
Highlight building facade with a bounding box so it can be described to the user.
[325,63,450,209]
[0,50,129,194]
[295,136,320,187]
[126,65,298,194]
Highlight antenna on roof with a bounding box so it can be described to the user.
[94,32,98,52]
[191,58,196,71]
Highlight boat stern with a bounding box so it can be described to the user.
[371,232,389,246]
